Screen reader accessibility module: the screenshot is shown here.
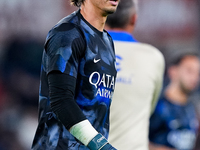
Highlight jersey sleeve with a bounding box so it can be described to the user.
[44,23,86,78]
[48,71,87,130]
[150,49,165,114]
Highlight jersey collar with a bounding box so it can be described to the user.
[107,31,137,42]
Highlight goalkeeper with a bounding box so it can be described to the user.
[31,0,120,149]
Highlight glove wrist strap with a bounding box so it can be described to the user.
[87,133,108,150]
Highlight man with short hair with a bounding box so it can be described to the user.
[31,0,120,149]
[105,0,165,149]
[149,53,200,150]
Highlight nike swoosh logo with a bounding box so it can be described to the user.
[94,58,101,63]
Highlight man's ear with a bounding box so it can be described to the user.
[130,14,137,26]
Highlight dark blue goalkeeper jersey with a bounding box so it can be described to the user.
[149,95,199,150]
[32,9,117,150]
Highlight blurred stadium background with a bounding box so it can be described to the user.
[0,0,199,149]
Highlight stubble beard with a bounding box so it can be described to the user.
[106,8,116,14]
[102,5,117,16]
[180,82,193,95]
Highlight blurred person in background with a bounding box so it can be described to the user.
[31,0,120,149]
[105,0,165,149]
[149,53,200,150]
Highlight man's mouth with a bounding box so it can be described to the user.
[109,0,118,5]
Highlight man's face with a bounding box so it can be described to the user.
[175,56,200,94]
[91,0,120,15]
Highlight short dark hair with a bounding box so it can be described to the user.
[106,0,136,28]
[169,52,199,67]
[70,0,85,7]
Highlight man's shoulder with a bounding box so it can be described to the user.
[114,41,158,53]
[137,43,165,70]
[44,11,85,46]
[114,41,164,63]
[133,42,163,58]
[51,11,81,33]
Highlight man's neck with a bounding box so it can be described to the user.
[165,85,188,105]
[80,6,107,32]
